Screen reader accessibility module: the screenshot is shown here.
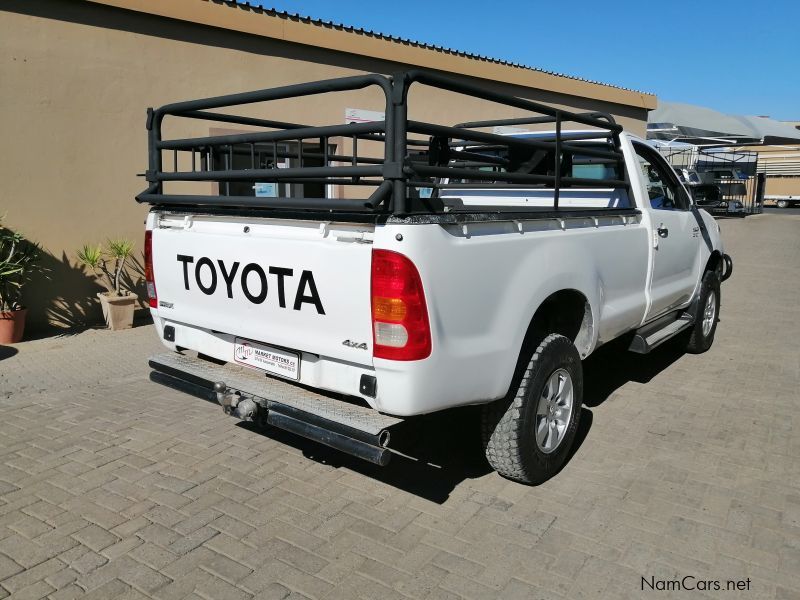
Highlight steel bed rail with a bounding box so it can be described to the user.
[137,70,629,217]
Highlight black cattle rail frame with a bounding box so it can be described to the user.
[137,70,633,220]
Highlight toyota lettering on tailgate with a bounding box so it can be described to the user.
[176,255,326,314]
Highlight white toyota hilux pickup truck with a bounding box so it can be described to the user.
[140,71,732,484]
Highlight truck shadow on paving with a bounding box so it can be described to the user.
[582,334,687,408]
[233,336,686,504]
[239,406,584,504]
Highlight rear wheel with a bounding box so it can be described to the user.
[685,270,721,354]
[777,199,789,208]
[482,334,582,484]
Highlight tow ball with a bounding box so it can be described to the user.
[213,382,258,421]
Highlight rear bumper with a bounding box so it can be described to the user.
[151,314,379,408]
[150,314,503,416]
[148,351,404,465]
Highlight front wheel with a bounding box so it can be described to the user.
[777,199,789,208]
[482,334,582,484]
[685,270,721,354]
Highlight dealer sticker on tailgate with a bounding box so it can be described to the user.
[234,337,300,380]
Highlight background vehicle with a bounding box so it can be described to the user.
[714,198,746,216]
[705,167,748,198]
[140,72,732,484]
[765,195,800,208]
[674,166,721,205]
[707,168,748,216]
[674,167,744,216]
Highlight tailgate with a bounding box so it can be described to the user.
[150,213,375,367]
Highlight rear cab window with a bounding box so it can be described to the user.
[441,137,631,209]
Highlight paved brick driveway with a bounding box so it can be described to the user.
[1,214,798,600]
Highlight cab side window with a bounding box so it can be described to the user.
[633,144,689,211]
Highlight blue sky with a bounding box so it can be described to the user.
[257,0,799,120]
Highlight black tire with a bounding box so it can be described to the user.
[481,334,582,485]
[685,270,721,354]
[777,200,788,209]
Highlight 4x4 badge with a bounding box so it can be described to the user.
[342,340,368,350]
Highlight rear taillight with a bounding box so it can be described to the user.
[371,249,431,361]
[144,230,157,308]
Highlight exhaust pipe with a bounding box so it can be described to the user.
[266,410,390,465]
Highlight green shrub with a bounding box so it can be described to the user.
[76,238,135,296]
[0,218,42,312]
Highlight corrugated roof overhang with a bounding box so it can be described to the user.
[82,0,657,110]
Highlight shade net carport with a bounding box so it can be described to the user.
[648,102,800,214]
[648,101,800,146]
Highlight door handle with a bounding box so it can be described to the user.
[657,225,669,238]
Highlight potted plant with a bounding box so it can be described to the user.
[77,239,137,330]
[0,219,42,344]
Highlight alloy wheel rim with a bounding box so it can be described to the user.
[702,291,716,337]
[535,368,574,454]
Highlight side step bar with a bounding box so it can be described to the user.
[630,257,731,354]
[148,352,403,465]
[628,311,694,354]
